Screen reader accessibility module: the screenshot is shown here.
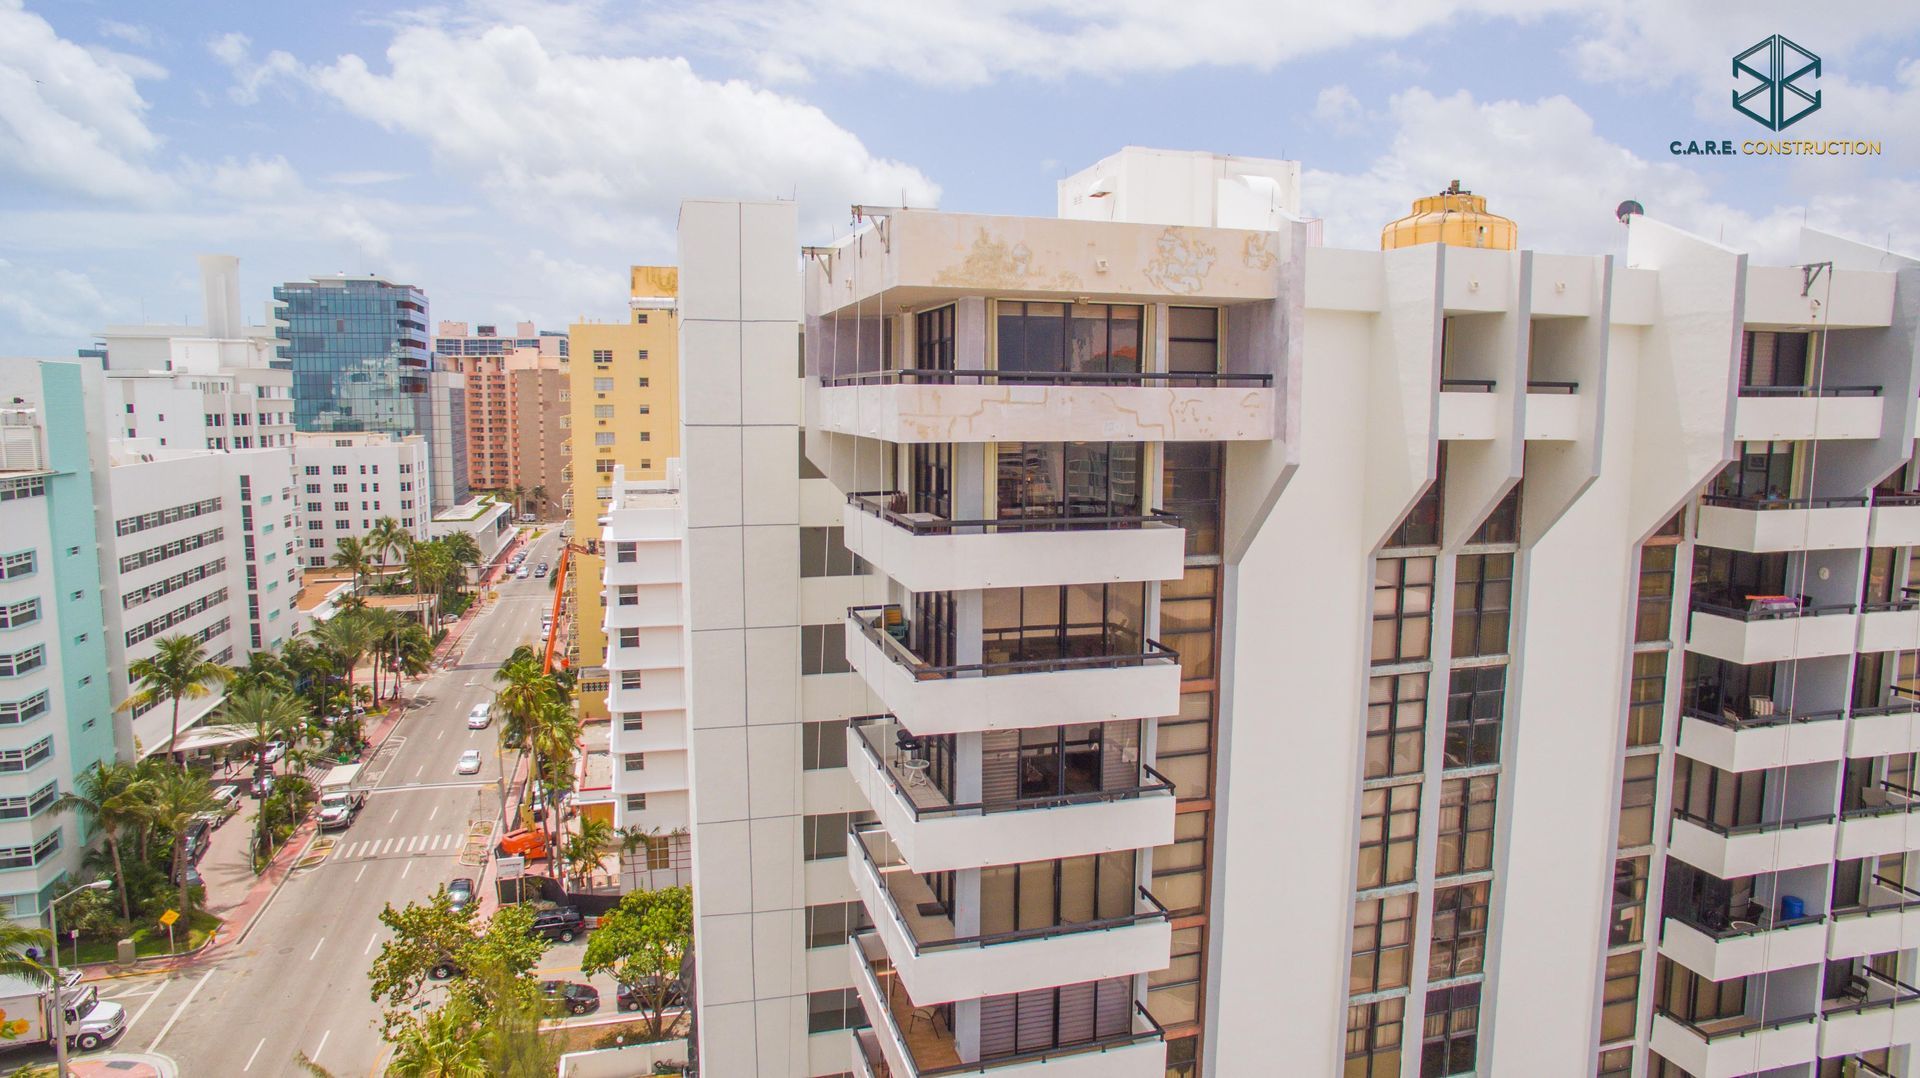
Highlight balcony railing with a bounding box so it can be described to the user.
[1821,968,1920,1018]
[1842,785,1920,820]
[1671,809,1835,837]
[1684,706,1844,730]
[1737,384,1883,397]
[1873,491,1920,507]
[852,822,1171,955]
[1851,699,1920,719]
[1689,597,1857,622]
[1832,875,1920,924]
[1654,1008,1818,1041]
[848,715,1174,819]
[820,368,1272,388]
[1699,494,1869,510]
[1668,904,1826,940]
[1439,378,1495,392]
[1525,379,1579,393]
[847,492,1180,536]
[849,605,1178,679]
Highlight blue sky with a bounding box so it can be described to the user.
[4,0,1919,354]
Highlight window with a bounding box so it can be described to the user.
[1444,666,1504,768]
[1597,1047,1634,1077]
[1372,557,1435,665]
[802,811,873,860]
[799,527,866,578]
[0,830,60,869]
[1626,653,1666,748]
[805,988,865,1035]
[1618,756,1658,848]
[331,465,347,475]
[593,377,614,392]
[1389,450,1445,548]
[1345,997,1405,1078]
[1151,810,1209,914]
[623,753,645,772]
[1155,692,1213,799]
[996,301,1143,376]
[1436,775,1496,877]
[0,781,58,820]
[621,671,643,690]
[1162,443,1222,556]
[800,623,850,675]
[1149,926,1204,1026]
[0,599,40,629]
[915,305,956,371]
[1420,983,1480,1078]
[638,431,650,442]
[623,793,647,812]
[802,720,848,770]
[1357,784,1420,888]
[0,646,45,677]
[1160,566,1218,681]
[0,737,54,772]
[636,377,649,387]
[618,628,640,649]
[1429,882,1488,979]
[1452,553,1513,657]
[1611,856,1649,946]
[1601,953,1642,1042]
[1366,673,1426,779]
[594,433,615,447]
[1168,306,1220,376]
[591,349,612,364]
[1636,545,1676,642]
[1350,892,1415,994]
[620,712,644,731]
[0,692,49,725]
[804,901,872,949]
[0,552,34,580]
[0,476,46,501]
[1469,484,1520,544]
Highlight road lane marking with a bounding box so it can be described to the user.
[414,765,424,778]
[309,936,326,961]
[429,805,438,822]
[243,1037,265,1071]
[437,729,444,739]
[148,968,213,1053]
[402,861,412,879]
[389,807,400,822]
[355,863,369,883]
[122,976,169,1034]
[365,931,379,955]
[312,1028,330,1064]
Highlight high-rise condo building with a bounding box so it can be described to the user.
[435,321,570,514]
[656,149,1920,1078]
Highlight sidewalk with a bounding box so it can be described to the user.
[68,1051,178,1077]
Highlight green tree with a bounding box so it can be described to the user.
[314,612,375,718]
[369,896,546,1037]
[53,761,154,919]
[368,517,411,593]
[439,531,482,595]
[120,635,232,766]
[406,541,453,627]
[229,648,295,696]
[331,535,372,594]
[391,622,435,697]
[385,991,490,1077]
[528,485,547,517]
[146,768,220,914]
[0,920,52,985]
[580,886,693,1041]
[562,816,613,890]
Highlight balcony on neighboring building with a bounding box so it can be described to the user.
[1434,377,1498,441]
[851,1026,893,1078]
[1675,706,1847,773]
[1668,810,1837,879]
[847,930,1168,1078]
[1649,1009,1818,1078]
[845,716,1176,872]
[1829,875,1920,960]
[1695,494,1870,554]
[1732,384,1883,442]
[1659,868,1827,980]
[846,605,1180,736]
[842,492,1185,593]
[1835,784,1920,861]
[1686,596,1858,665]
[813,367,1275,445]
[848,822,1173,1005]
[1869,491,1920,548]
[1859,594,1920,652]
[1522,379,1579,441]
[1848,698,1920,759]
[1818,971,1920,1057]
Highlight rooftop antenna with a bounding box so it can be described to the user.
[1614,200,1644,225]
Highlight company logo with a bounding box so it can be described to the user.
[1733,34,1821,131]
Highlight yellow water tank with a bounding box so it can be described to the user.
[1381,180,1517,251]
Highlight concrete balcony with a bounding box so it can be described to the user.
[1659,913,1828,980]
[846,606,1181,736]
[1668,812,1837,878]
[814,370,1274,445]
[1675,709,1847,772]
[1818,984,1920,1057]
[1649,1010,1817,1078]
[1828,879,1920,959]
[849,823,1173,1006]
[1435,382,1496,441]
[1733,386,1884,441]
[1522,383,1579,441]
[843,493,1185,593]
[850,1027,891,1078]
[1848,701,1920,758]
[1869,495,1920,548]
[1859,603,1920,652]
[848,930,1169,1078]
[846,717,1176,873]
[1694,495,1869,553]
[1835,791,1920,860]
[1685,601,1858,665]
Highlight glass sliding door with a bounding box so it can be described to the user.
[995,442,1143,522]
[996,302,1144,378]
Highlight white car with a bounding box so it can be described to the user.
[467,703,492,729]
[456,749,483,775]
[516,567,530,579]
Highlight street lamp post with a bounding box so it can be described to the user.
[46,879,110,1078]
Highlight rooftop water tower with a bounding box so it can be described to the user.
[1381,180,1517,250]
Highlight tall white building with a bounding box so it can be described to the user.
[291,432,432,569]
[659,150,1920,1078]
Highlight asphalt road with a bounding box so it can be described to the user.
[34,529,574,1078]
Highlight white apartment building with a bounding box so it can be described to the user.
[664,149,1920,1078]
[428,498,513,578]
[292,432,431,569]
[598,462,694,889]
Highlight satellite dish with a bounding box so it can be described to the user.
[1616,200,1645,224]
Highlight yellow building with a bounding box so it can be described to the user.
[567,266,681,719]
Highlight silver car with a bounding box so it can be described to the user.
[456,749,483,775]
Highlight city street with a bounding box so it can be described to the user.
[30,530,572,1077]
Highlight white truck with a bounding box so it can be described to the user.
[317,762,367,831]
[0,972,126,1053]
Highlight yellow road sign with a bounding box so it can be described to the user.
[158,909,179,927]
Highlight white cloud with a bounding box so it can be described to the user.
[97,20,154,48]
[1566,2,1920,90]
[206,32,300,105]
[298,22,938,242]
[322,170,412,186]
[0,0,171,201]
[1314,85,1365,134]
[0,257,111,341]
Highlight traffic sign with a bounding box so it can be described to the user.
[497,856,525,880]
[158,909,179,927]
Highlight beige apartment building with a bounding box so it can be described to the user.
[567,267,683,719]
[435,321,570,515]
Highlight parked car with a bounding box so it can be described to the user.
[445,878,475,912]
[498,828,548,859]
[261,742,288,765]
[181,818,212,864]
[455,750,482,775]
[533,563,549,577]
[617,977,687,1013]
[467,703,492,729]
[250,772,275,799]
[527,907,586,943]
[206,784,243,824]
[172,863,202,890]
[520,514,535,524]
[516,568,530,580]
[538,980,599,1016]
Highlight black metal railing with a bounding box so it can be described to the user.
[1841,785,1920,820]
[1737,383,1882,397]
[847,716,1174,818]
[1689,598,1856,621]
[1526,379,1579,393]
[850,824,1172,956]
[1668,907,1826,940]
[1671,809,1835,837]
[1874,491,1920,507]
[1685,707,1844,730]
[1850,699,1920,719]
[1699,493,1869,510]
[846,491,1181,535]
[1655,1007,1817,1041]
[1832,875,1920,922]
[1439,378,1496,392]
[820,368,1272,388]
[1820,969,1920,1017]
[848,605,1178,679]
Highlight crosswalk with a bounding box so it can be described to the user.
[332,833,464,860]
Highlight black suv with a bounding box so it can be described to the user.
[539,979,600,1016]
[527,906,585,943]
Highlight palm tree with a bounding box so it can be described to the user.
[368,517,410,594]
[528,485,547,518]
[360,607,401,703]
[53,761,154,919]
[281,635,335,720]
[314,613,375,719]
[387,994,489,1077]
[149,768,221,914]
[121,635,233,766]
[439,532,482,594]
[492,648,550,794]
[562,816,614,888]
[0,921,51,985]
[406,541,452,627]
[221,687,309,851]
[390,623,435,698]
[331,536,372,595]
[505,484,526,517]
[527,698,580,856]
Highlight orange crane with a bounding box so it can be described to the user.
[542,541,597,673]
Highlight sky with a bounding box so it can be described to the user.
[3,0,1920,355]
